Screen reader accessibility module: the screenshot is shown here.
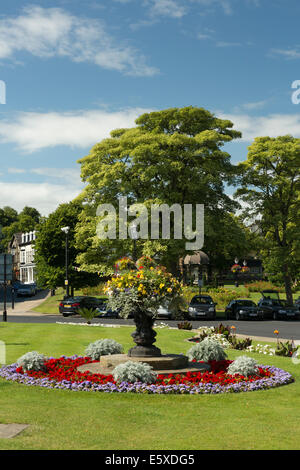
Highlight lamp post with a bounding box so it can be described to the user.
[10,248,16,310]
[61,226,70,298]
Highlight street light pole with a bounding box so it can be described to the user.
[3,254,7,322]
[61,226,70,298]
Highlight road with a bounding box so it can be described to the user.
[2,310,300,342]
[1,288,300,341]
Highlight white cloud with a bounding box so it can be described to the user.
[271,48,300,60]
[219,112,300,142]
[2,108,300,153]
[191,0,233,15]
[0,107,153,152]
[149,0,187,18]
[240,100,268,111]
[30,167,81,183]
[215,41,241,47]
[232,100,269,112]
[7,167,26,174]
[0,5,158,76]
[0,181,82,216]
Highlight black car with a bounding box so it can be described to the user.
[294,297,300,312]
[257,290,300,320]
[188,295,217,320]
[225,299,263,321]
[59,296,113,317]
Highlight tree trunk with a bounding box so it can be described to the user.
[283,263,293,306]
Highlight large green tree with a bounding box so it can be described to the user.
[0,206,41,251]
[34,201,99,291]
[235,135,300,304]
[203,212,258,275]
[75,106,242,274]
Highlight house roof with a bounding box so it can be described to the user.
[9,232,22,247]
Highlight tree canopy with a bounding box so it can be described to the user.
[34,201,99,290]
[235,135,300,303]
[0,206,41,251]
[75,106,242,273]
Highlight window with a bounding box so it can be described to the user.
[20,250,26,264]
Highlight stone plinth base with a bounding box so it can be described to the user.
[77,353,211,376]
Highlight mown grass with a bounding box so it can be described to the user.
[0,322,299,450]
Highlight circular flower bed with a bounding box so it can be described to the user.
[0,356,294,395]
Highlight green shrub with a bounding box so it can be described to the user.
[78,307,99,324]
[81,283,108,296]
[195,324,252,351]
[244,281,285,293]
[177,321,193,330]
[17,351,47,372]
[187,337,227,362]
[229,336,252,350]
[227,356,259,376]
[85,339,123,360]
[112,361,156,384]
[275,341,298,357]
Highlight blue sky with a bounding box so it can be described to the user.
[0,0,300,215]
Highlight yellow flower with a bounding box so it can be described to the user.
[167,287,172,293]
[159,283,165,289]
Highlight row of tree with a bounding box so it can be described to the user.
[1,107,299,303]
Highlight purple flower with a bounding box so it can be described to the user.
[0,361,294,395]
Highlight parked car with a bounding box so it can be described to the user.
[188,295,217,320]
[257,290,300,320]
[95,299,119,318]
[294,297,300,312]
[15,283,36,297]
[155,299,189,320]
[225,299,262,321]
[156,302,173,320]
[11,280,23,292]
[59,296,109,317]
[25,282,38,295]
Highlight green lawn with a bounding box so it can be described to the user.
[0,322,300,450]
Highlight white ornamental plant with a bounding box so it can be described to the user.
[227,356,259,376]
[187,337,227,362]
[17,351,47,372]
[85,339,123,360]
[112,361,156,384]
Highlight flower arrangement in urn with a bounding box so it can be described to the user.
[231,263,241,273]
[105,256,183,357]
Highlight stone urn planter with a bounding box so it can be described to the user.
[128,308,161,357]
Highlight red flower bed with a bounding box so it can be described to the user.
[156,360,272,386]
[16,356,115,385]
[15,356,273,387]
